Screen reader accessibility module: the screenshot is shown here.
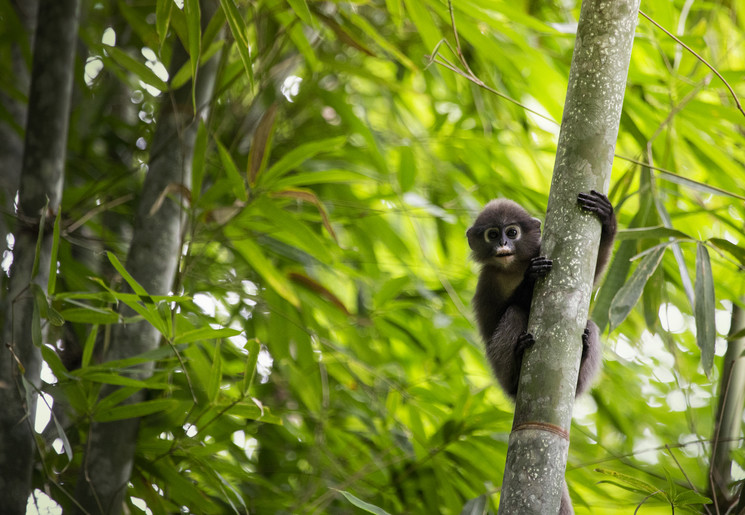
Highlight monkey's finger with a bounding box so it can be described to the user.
[515,332,535,356]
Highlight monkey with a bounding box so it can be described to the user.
[467,190,615,399]
[467,191,616,515]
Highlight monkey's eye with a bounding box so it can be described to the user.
[485,228,500,242]
[505,225,521,239]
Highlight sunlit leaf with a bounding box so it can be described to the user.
[104,45,168,91]
[695,243,715,375]
[609,245,667,331]
[336,490,393,515]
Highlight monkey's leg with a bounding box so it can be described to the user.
[559,480,575,515]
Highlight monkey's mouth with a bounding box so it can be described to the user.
[494,251,514,258]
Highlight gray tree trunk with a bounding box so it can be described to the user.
[498,1,640,513]
[0,0,79,513]
[73,3,221,513]
[0,0,38,261]
[710,300,745,510]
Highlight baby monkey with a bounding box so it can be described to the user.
[467,191,616,399]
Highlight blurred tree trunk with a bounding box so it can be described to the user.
[710,299,745,511]
[0,0,79,513]
[73,2,222,513]
[0,0,38,264]
[498,1,640,513]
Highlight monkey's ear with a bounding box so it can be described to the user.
[531,217,542,228]
[466,226,481,250]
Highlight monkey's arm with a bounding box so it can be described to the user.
[577,190,616,284]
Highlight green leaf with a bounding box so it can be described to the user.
[31,202,47,280]
[81,325,99,369]
[287,0,313,25]
[94,399,178,422]
[173,326,241,345]
[270,169,370,191]
[106,251,149,297]
[336,489,393,515]
[248,104,278,185]
[80,371,171,389]
[216,139,248,202]
[156,0,174,48]
[259,136,347,186]
[709,238,745,267]
[192,119,208,202]
[207,341,222,402]
[59,307,119,324]
[609,244,668,331]
[242,339,260,395]
[41,344,71,378]
[184,0,201,113]
[695,243,715,375]
[104,45,168,91]
[220,0,253,85]
[48,209,61,294]
[674,489,712,506]
[594,468,665,496]
[615,226,692,241]
[231,237,300,308]
[398,146,416,192]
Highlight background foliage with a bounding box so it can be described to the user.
[2,0,745,513]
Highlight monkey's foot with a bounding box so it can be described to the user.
[515,332,535,357]
[527,256,552,278]
[577,190,614,229]
[581,327,590,358]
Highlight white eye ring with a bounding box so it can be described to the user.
[505,225,521,240]
[484,228,500,242]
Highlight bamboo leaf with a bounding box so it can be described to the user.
[81,325,99,369]
[248,104,278,185]
[609,245,667,331]
[104,45,168,91]
[217,139,248,202]
[286,0,313,25]
[219,0,253,85]
[207,341,222,402]
[173,326,241,345]
[695,243,716,375]
[615,226,692,241]
[594,468,665,496]
[709,238,745,267]
[156,0,174,48]
[259,136,347,186]
[94,399,178,422]
[192,119,208,202]
[59,307,119,324]
[242,339,260,396]
[184,0,201,113]
[336,490,392,515]
[231,237,300,308]
[106,251,149,297]
[48,209,61,295]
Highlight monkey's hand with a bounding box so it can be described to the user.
[515,332,535,358]
[578,190,616,235]
[527,256,552,278]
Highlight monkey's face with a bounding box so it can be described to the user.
[467,199,542,271]
[481,224,522,266]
